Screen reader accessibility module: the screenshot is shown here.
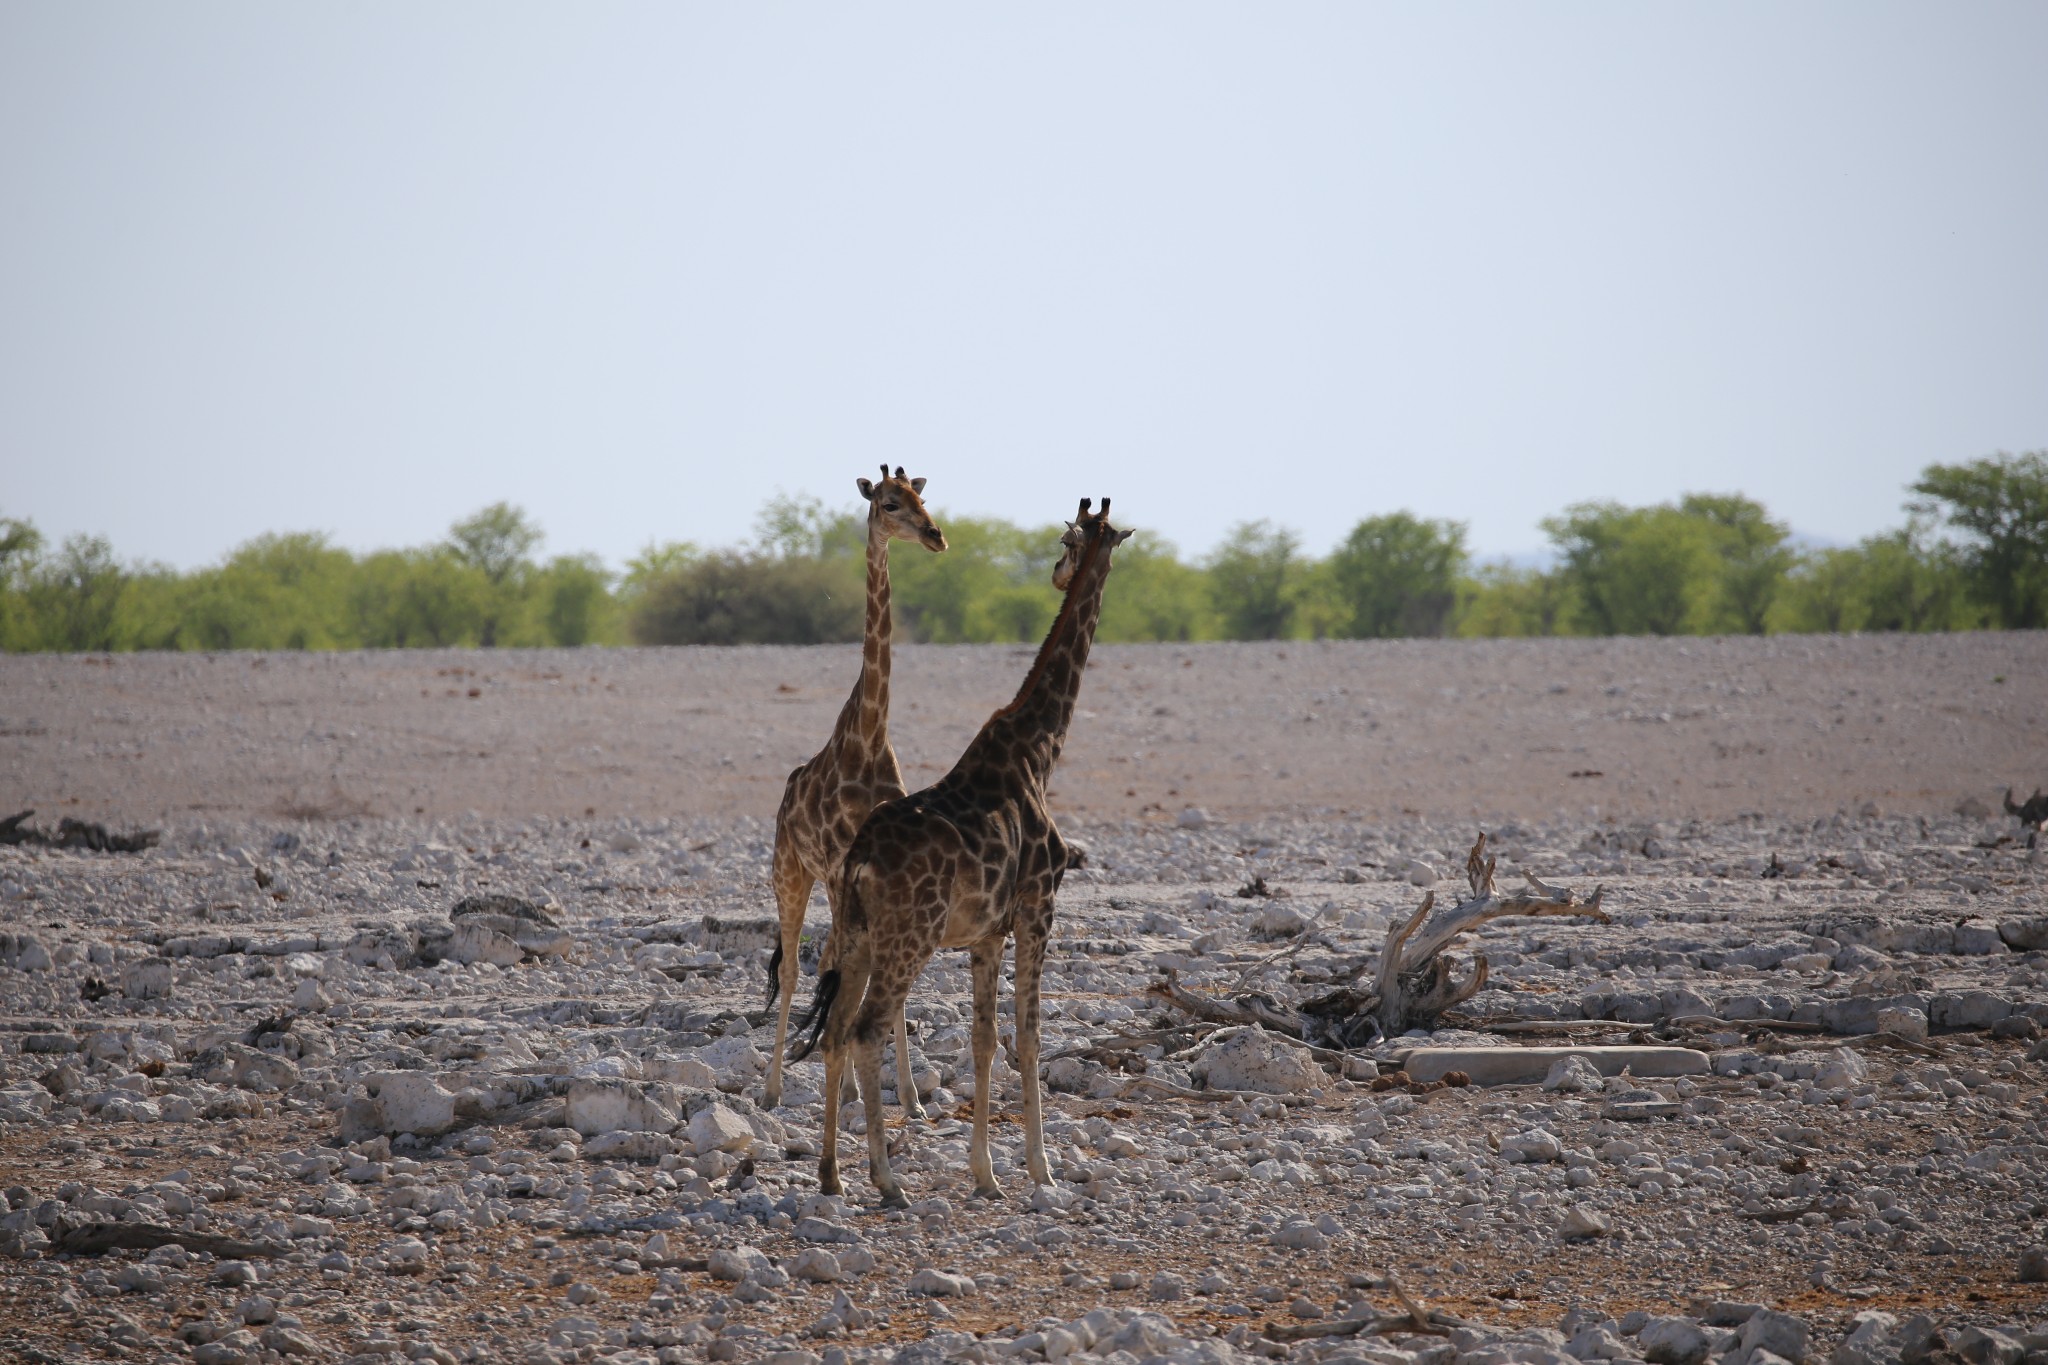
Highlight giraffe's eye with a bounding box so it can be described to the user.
[883,503,900,513]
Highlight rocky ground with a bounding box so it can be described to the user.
[0,638,2045,1365]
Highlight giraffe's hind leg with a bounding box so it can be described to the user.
[966,938,1004,1200]
[763,837,812,1111]
[1013,908,1054,1187]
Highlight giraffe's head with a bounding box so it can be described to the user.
[1051,497,1134,591]
[857,465,947,553]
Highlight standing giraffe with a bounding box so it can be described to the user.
[792,497,1132,1207]
[761,465,946,1113]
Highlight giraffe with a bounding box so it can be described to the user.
[761,465,946,1114]
[791,497,1133,1207]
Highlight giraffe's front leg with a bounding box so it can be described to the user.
[966,939,1004,1199]
[818,1045,845,1197]
[893,1006,927,1122]
[853,1032,906,1209]
[1013,911,1054,1188]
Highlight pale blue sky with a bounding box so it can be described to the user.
[3,4,2044,570]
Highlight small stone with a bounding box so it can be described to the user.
[788,1248,843,1283]
[2019,1244,2048,1283]
[1875,1007,1929,1042]
[1561,1206,1609,1240]
[708,1246,772,1282]
[1501,1128,1563,1163]
[120,959,174,1000]
[1544,1055,1607,1094]
[236,1296,276,1325]
[687,1102,757,1155]
[1952,1328,2025,1365]
[1737,1309,1811,1365]
[1640,1316,1710,1365]
[1192,1031,1323,1094]
[906,1268,975,1297]
[564,1282,601,1305]
[1176,807,1210,829]
[1108,1270,1141,1290]
[1148,1271,1185,1301]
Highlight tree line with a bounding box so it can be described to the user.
[1,452,2041,652]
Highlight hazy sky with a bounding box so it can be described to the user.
[4,4,2045,570]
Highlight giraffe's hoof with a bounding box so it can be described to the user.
[901,1100,929,1122]
[971,1180,1004,1202]
[876,1187,910,1211]
[761,1088,782,1111]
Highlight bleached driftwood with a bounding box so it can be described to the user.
[1366,833,1606,1035]
[1143,833,1606,1049]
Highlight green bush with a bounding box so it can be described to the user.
[628,550,863,646]
[1910,451,2048,629]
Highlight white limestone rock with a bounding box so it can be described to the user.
[120,959,174,1000]
[564,1079,683,1137]
[340,1071,458,1141]
[1192,1030,1324,1095]
[686,1101,756,1155]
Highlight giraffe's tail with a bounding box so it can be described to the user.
[789,854,872,1062]
[788,968,840,1063]
[764,941,784,1012]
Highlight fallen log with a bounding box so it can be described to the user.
[1145,971,1303,1037]
[49,1220,291,1259]
[0,810,160,854]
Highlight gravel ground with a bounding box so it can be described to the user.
[1,638,2045,1365]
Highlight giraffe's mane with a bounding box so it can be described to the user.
[989,522,1110,722]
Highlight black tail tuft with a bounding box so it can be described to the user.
[764,941,784,1012]
[788,969,841,1062]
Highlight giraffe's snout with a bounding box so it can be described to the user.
[923,525,949,552]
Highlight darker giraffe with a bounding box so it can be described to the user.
[792,497,1133,1207]
[762,465,946,1113]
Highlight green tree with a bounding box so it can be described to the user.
[0,513,45,650]
[1206,520,1303,640]
[1454,563,1578,637]
[1540,497,1785,634]
[1096,532,1216,642]
[20,535,130,651]
[753,493,864,562]
[534,554,615,646]
[447,503,543,646]
[1678,493,1792,634]
[1910,451,2048,629]
[177,532,358,650]
[891,515,1061,643]
[1771,520,1975,634]
[1324,512,1467,638]
[350,549,490,647]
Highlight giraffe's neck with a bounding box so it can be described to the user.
[836,519,893,759]
[968,541,1111,787]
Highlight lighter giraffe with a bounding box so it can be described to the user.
[792,498,1132,1207]
[762,465,946,1113]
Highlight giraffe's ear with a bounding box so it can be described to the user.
[910,477,926,495]
[857,478,876,501]
[1113,528,1135,546]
